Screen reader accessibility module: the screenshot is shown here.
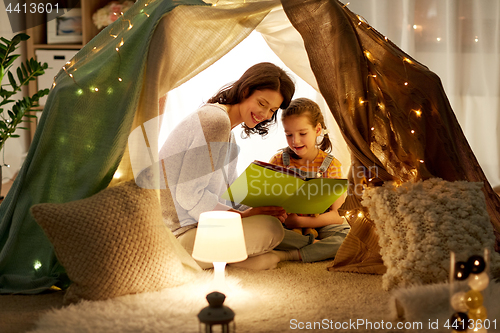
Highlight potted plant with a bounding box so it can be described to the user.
[0,33,49,198]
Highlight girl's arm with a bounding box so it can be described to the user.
[283,193,346,229]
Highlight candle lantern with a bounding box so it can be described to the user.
[198,291,235,333]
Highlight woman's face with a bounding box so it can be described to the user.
[239,89,283,128]
[283,114,321,160]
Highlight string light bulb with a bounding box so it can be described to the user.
[414,109,422,117]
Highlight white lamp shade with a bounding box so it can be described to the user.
[192,211,248,263]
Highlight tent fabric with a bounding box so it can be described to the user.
[0,0,279,294]
[1,0,500,292]
[281,0,500,273]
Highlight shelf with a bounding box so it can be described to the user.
[25,0,112,142]
[33,44,83,50]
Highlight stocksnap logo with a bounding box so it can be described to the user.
[4,0,79,33]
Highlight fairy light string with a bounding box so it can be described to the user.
[49,0,159,100]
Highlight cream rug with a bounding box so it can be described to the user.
[28,262,397,333]
[25,261,500,333]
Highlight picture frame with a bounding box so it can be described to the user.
[47,8,83,44]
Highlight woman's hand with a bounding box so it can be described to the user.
[240,206,287,223]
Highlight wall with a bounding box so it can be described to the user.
[0,2,30,184]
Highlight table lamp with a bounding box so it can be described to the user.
[192,211,247,289]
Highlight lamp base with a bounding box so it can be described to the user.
[209,262,231,294]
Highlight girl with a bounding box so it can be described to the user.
[158,62,295,270]
[269,98,350,263]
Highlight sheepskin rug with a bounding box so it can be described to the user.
[362,178,500,291]
[27,262,395,333]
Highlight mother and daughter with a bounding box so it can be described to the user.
[158,62,350,270]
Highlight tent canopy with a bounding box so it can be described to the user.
[1,0,499,293]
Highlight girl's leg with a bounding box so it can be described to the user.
[274,228,315,251]
[299,224,350,263]
[272,228,315,262]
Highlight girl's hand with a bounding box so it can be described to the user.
[283,213,301,228]
[241,206,287,223]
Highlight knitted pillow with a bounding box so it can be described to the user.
[31,180,199,304]
[361,178,499,290]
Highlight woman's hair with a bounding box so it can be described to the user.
[207,62,295,137]
[281,97,332,159]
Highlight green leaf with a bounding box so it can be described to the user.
[4,54,20,68]
[25,59,32,72]
[8,110,15,119]
[7,71,17,89]
[0,37,10,45]
[10,134,20,138]
[21,63,28,79]
[16,67,24,82]
[0,99,15,107]
[11,33,29,46]
[0,64,4,82]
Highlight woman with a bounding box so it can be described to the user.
[158,62,295,270]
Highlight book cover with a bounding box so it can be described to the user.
[222,160,348,214]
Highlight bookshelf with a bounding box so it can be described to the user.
[25,0,111,140]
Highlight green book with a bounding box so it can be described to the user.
[222,161,348,214]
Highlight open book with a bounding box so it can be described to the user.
[221,160,348,214]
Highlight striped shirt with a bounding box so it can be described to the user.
[269,149,342,179]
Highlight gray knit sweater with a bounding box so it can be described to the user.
[158,104,240,236]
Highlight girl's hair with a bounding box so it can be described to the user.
[281,97,332,159]
[207,62,295,137]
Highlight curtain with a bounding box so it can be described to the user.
[345,0,500,191]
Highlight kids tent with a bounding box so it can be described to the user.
[1,0,499,293]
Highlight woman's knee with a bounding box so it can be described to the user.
[242,215,285,254]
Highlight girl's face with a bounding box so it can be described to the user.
[283,114,322,160]
[238,89,283,128]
